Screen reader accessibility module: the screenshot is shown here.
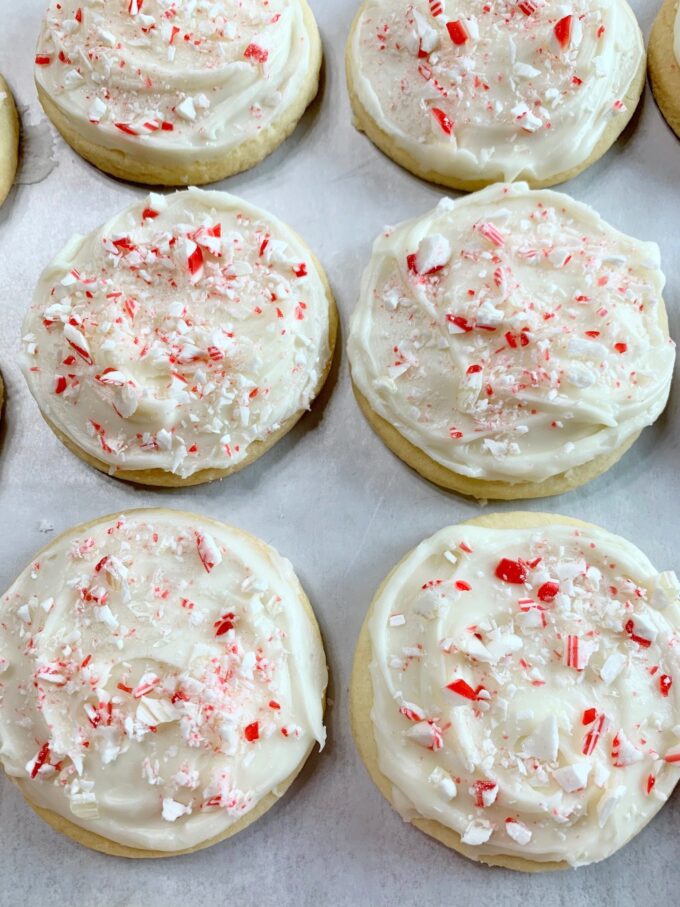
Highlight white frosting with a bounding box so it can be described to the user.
[0,510,326,852]
[21,188,331,479]
[367,519,680,866]
[35,0,316,169]
[674,2,680,66]
[348,183,674,485]
[349,0,643,182]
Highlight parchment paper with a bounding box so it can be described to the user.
[0,2,678,905]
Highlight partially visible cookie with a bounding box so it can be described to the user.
[34,1,322,186]
[346,0,646,190]
[649,0,680,139]
[347,183,675,500]
[0,75,19,206]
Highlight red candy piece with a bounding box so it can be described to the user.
[446,20,469,45]
[537,581,559,602]
[244,721,260,742]
[431,107,454,135]
[495,558,527,584]
[554,15,572,49]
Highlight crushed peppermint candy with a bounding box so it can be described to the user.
[21,189,331,480]
[0,512,326,849]
[369,520,680,865]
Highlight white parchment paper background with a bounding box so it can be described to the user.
[0,1,678,904]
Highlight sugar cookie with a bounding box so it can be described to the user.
[35,0,322,185]
[0,508,327,856]
[649,0,680,139]
[346,0,645,189]
[21,188,336,486]
[351,511,680,869]
[0,75,19,206]
[347,183,674,499]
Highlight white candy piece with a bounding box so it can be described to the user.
[405,720,440,749]
[461,819,493,846]
[627,612,658,645]
[429,766,457,799]
[412,9,439,54]
[521,715,559,763]
[611,730,643,767]
[600,651,627,685]
[197,532,222,571]
[161,797,192,822]
[175,96,197,121]
[415,234,451,275]
[553,762,590,793]
[505,819,532,845]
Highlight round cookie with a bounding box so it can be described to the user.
[34,0,322,186]
[346,0,646,190]
[20,188,337,486]
[347,183,675,500]
[351,511,680,870]
[0,508,328,857]
[0,75,19,206]
[649,0,680,139]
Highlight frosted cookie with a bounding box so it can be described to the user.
[34,1,322,186]
[346,0,645,189]
[649,0,680,139]
[0,75,19,206]
[20,188,336,487]
[351,511,680,870]
[0,509,327,857]
[347,183,674,500]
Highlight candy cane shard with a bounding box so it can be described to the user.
[611,730,643,767]
[196,532,222,573]
[63,322,92,365]
[520,715,559,762]
[414,233,452,275]
[553,762,590,792]
[582,712,608,756]
[461,819,493,845]
[505,818,532,845]
[406,720,444,750]
[429,766,457,798]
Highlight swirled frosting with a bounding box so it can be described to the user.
[348,0,643,183]
[34,0,317,167]
[367,518,680,866]
[20,188,332,479]
[0,510,326,852]
[347,183,674,485]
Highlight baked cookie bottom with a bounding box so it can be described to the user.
[0,74,19,206]
[36,0,322,186]
[4,508,327,858]
[352,381,640,501]
[649,0,680,140]
[36,261,338,488]
[349,511,651,872]
[345,7,646,192]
